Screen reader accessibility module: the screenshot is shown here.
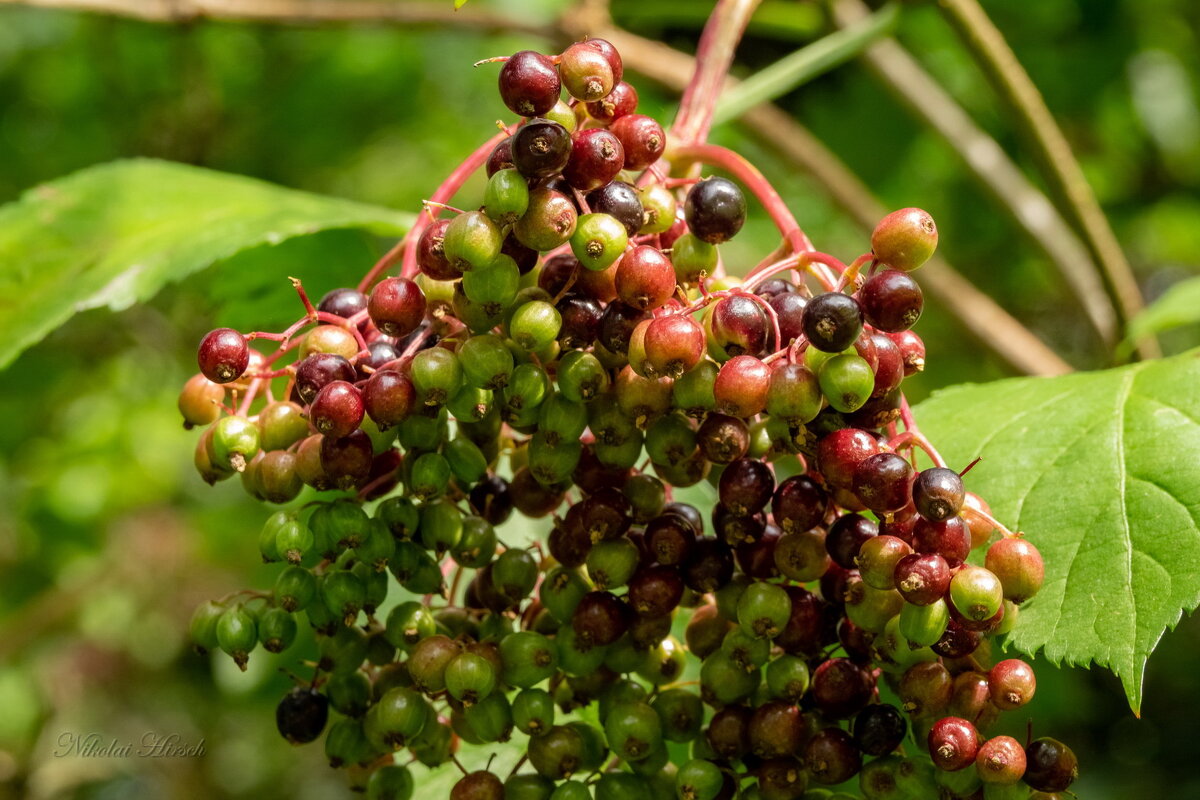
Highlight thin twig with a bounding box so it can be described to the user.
[832,0,1118,349]
[935,0,1158,359]
[0,0,553,34]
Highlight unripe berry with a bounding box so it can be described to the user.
[871,207,938,271]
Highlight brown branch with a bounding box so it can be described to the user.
[0,0,553,34]
[2,0,1070,375]
[936,0,1158,359]
[832,0,1118,350]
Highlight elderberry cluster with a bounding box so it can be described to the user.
[181,36,1077,800]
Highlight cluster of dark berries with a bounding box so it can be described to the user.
[182,36,1076,800]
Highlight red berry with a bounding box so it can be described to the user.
[615,245,677,311]
[871,207,938,271]
[498,50,561,117]
[714,355,771,418]
[197,328,249,384]
[610,114,666,170]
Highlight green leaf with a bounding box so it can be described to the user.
[913,352,1200,713]
[455,0,470,8]
[0,158,412,370]
[1122,275,1200,350]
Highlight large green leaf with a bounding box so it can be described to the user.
[913,352,1200,713]
[0,159,412,370]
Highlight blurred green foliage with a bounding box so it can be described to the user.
[0,0,1198,797]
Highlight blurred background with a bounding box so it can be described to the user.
[0,0,1197,797]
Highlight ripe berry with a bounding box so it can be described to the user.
[871,207,938,271]
[976,735,1026,784]
[853,452,914,513]
[802,292,864,353]
[451,771,503,800]
[1024,737,1078,792]
[499,50,561,116]
[912,467,965,521]
[368,277,426,337]
[610,114,666,170]
[643,314,705,378]
[806,726,862,785]
[714,355,771,418]
[816,427,879,489]
[858,269,924,332]
[988,658,1037,710]
[854,703,907,756]
[564,128,624,191]
[586,79,638,123]
[707,294,769,358]
[276,686,329,744]
[928,716,979,771]
[718,458,775,516]
[587,180,643,238]
[684,177,747,244]
[310,380,364,438]
[810,657,874,718]
[197,327,250,384]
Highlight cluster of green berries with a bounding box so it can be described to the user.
[181,36,1075,800]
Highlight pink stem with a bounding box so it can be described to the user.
[398,126,515,281]
[671,0,764,146]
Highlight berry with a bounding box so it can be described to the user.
[871,207,938,271]
[949,565,1005,622]
[976,735,1026,784]
[858,269,924,332]
[368,277,426,337]
[570,212,628,271]
[564,128,624,191]
[1024,738,1078,792]
[802,292,864,353]
[684,177,746,243]
[988,658,1037,710]
[912,467,965,521]
[559,41,615,101]
[276,686,328,744]
[616,245,677,310]
[985,537,1045,602]
[854,703,907,756]
[928,716,979,771]
[610,114,666,170]
[714,355,771,418]
[198,327,250,384]
[499,51,561,116]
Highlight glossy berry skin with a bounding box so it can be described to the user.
[570,213,628,272]
[719,458,775,516]
[803,292,864,353]
[806,726,862,785]
[276,686,329,744]
[817,428,880,490]
[912,467,965,521]
[853,703,907,756]
[587,180,643,238]
[512,118,573,179]
[928,716,979,771]
[976,735,1026,784]
[610,114,666,170]
[684,177,746,244]
[871,207,938,271]
[643,315,705,378]
[499,51,561,116]
[310,380,364,439]
[564,128,624,191]
[772,475,828,533]
[811,657,874,718]
[853,452,914,513]
[586,79,638,123]
[894,552,951,605]
[451,771,503,800]
[369,277,426,338]
[707,294,769,358]
[295,353,356,405]
[988,658,1036,710]
[559,41,614,101]
[950,565,1004,622]
[1024,738,1078,792]
[714,355,771,418]
[198,328,250,384]
[363,369,415,429]
[986,537,1045,602]
[858,269,924,332]
[615,245,676,311]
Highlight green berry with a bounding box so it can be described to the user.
[451,515,497,568]
[366,764,415,800]
[410,347,463,406]
[211,415,260,472]
[444,210,503,272]
[462,254,521,314]
[216,604,257,670]
[189,600,224,653]
[604,702,662,761]
[676,758,724,800]
[320,569,366,625]
[556,350,610,402]
[484,168,530,226]
[509,300,563,351]
[570,212,629,271]
[765,654,810,703]
[736,581,792,639]
[950,565,1004,622]
[364,687,430,750]
[257,606,297,654]
[819,353,874,414]
[458,333,515,390]
[274,565,316,612]
[899,597,950,647]
[376,496,419,540]
[445,651,498,706]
